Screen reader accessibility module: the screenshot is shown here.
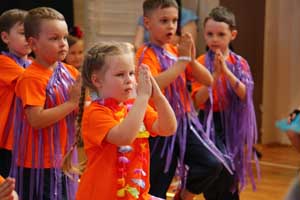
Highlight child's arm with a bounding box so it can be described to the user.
[25,76,82,129]
[105,65,152,146]
[189,41,213,86]
[149,74,177,136]
[215,50,246,100]
[153,33,192,90]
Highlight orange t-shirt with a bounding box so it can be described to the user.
[136,43,192,113]
[14,61,79,168]
[0,175,4,184]
[76,98,158,200]
[0,55,26,150]
[191,54,249,111]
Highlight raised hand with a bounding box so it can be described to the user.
[69,75,82,105]
[137,64,152,99]
[178,32,193,58]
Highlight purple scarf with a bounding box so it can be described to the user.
[204,50,260,191]
[10,62,78,200]
[139,44,234,186]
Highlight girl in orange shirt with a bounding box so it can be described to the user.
[63,42,177,200]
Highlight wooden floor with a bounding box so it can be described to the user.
[166,144,300,200]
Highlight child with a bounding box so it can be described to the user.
[133,0,198,50]
[62,42,177,199]
[0,9,31,178]
[136,1,234,199]
[191,6,258,198]
[10,7,81,200]
[0,175,18,200]
[65,26,84,70]
[276,108,300,200]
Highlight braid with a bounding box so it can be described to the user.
[62,85,87,177]
[62,41,134,178]
[76,85,86,147]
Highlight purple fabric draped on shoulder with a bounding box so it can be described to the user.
[10,62,78,200]
[204,50,260,191]
[138,44,234,186]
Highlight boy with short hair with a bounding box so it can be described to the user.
[0,8,31,178]
[10,7,81,200]
[136,0,233,199]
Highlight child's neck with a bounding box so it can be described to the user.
[149,39,168,49]
[35,57,58,70]
[7,50,28,60]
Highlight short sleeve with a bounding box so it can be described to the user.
[136,46,161,76]
[191,55,206,99]
[82,105,119,148]
[15,77,47,108]
[0,56,24,85]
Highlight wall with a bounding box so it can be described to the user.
[262,0,300,144]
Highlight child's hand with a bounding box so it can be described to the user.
[215,49,229,75]
[213,50,223,79]
[137,64,152,99]
[178,33,193,58]
[0,177,16,200]
[69,75,82,105]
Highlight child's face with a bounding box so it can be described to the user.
[204,18,237,54]
[29,19,69,65]
[65,40,84,69]
[144,6,178,46]
[1,22,31,57]
[95,53,136,102]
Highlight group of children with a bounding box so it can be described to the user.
[0,0,258,200]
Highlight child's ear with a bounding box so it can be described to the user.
[1,31,9,44]
[231,30,238,41]
[27,37,37,51]
[144,16,150,30]
[91,73,103,89]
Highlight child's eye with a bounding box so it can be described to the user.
[172,19,178,24]
[129,71,135,76]
[218,32,225,37]
[116,73,124,77]
[206,32,213,36]
[50,37,58,41]
[160,19,168,24]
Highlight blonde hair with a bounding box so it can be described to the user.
[62,41,134,176]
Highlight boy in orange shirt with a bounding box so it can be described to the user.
[136,1,234,199]
[10,7,81,200]
[63,42,177,200]
[191,6,258,199]
[0,9,31,178]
